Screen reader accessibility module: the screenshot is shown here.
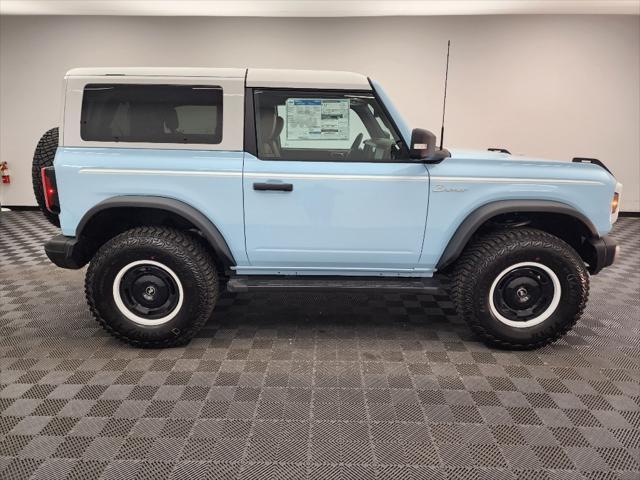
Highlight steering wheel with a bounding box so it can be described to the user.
[347,133,363,159]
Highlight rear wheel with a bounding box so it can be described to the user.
[451,228,589,349]
[85,227,218,348]
[32,127,60,226]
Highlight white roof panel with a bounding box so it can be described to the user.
[65,67,247,78]
[64,67,372,90]
[246,68,371,90]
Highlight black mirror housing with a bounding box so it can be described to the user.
[409,128,450,163]
[409,128,436,159]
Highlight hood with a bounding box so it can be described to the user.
[449,148,568,165]
[444,148,619,187]
[447,148,619,176]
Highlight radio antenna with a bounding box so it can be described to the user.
[439,40,451,151]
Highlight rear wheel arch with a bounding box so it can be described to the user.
[436,200,598,271]
[76,196,236,270]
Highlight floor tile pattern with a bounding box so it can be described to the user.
[1,211,639,479]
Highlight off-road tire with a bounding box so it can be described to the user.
[85,227,218,348]
[31,127,60,226]
[451,228,589,350]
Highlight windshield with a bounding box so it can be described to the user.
[369,79,411,146]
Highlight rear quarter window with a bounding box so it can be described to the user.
[80,84,223,144]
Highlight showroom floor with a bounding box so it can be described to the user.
[1,211,639,480]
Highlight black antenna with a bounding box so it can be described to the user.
[439,40,451,151]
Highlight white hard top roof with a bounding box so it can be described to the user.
[246,68,371,90]
[65,67,246,78]
[65,67,372,90]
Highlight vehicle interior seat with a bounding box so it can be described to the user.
[272,116,284,156]
[130,104,169,141]
[162,106,179,134]
[259,108,284,157]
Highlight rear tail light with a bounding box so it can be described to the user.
[41,167,60,213]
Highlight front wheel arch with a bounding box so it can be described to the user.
[436,200,598,271]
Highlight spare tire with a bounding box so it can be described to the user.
[32,127,60,227]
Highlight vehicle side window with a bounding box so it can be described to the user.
[254,89,407,162]
[81,84,223,144]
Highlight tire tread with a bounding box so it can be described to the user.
[85,226,218,348]
[31,127,60,227]
[451,228,589,350]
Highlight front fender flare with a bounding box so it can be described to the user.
[435,199,598,270]
[76,196,236,268]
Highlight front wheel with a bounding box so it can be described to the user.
[85,227,218,348]
[451,228,589,349]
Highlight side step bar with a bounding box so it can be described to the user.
[226,275,446,294]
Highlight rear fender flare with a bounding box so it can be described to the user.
[76,196,236,267]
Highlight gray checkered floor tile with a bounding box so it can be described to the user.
[1,211,639,480]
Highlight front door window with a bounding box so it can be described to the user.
[254,89,408,162]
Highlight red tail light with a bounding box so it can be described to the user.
[41,167,60,213]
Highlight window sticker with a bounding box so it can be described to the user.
[286,98,350,140]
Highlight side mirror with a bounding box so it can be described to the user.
[409,128,437,159]
[409,128,450,163]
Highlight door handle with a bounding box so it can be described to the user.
[253,182,293,192]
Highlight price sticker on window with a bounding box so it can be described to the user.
[286,98,349,141]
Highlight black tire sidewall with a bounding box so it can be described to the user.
[89,241,208,345]
[32,127,60,227]
[474,245,584,343]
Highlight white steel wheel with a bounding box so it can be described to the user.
[488,261,561,328]
[112,260,184,326]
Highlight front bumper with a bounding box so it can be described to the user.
[44,235,89,269]
[585,235,618,274]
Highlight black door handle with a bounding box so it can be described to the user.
[253,182,293,192]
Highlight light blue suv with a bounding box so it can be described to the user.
[33,67,621,350]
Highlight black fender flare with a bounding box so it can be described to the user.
[436,199,599,270]
[76,196,236,267]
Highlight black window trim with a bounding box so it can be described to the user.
[244,86,257,156]
[245,86,411,163]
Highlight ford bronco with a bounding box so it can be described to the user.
[33,67,622,349]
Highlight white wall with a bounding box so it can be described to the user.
[1,14,638,210]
